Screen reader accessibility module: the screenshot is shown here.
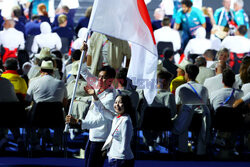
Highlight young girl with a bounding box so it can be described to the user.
[84,85,135,167]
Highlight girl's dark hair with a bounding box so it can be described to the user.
[116,95,136,127]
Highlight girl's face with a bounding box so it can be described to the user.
[114,96,125,115]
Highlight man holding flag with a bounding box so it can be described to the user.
[65,0,158,166]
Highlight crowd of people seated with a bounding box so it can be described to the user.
[0,0,250,165]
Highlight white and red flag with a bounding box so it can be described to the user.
[88,0,158,104]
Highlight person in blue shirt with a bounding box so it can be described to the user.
[174,0,206,49]
[52,14,74,43]
[25,15,41,37]
[37,3,51,24]
[233,0,249,34]
[52,6,74,32]
[75,6,92,35]
[11,6,26,35]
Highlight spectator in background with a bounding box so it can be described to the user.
[65,49,81,83]
[0,76,23,151]
[233,0,249,31]
[37,3,50,24]
[72,27,88,50]
[151,8,164,31]
[75,6,92,35]
[52,14,74,44]
[25,15,41,36]
[1,58,27,102]
[31,22,62,53]
[209,48,230,70]
[141,70,176,152]
[25,0,50,17]
[25,59,68,151]
[11,6,25,34]
[204,61,227,98]
[154,17,181,55]
[239,57,250,95]
[170,59,191,94]
[162,47,178,78]
[214,0,237,36]
[221,25,250,53]
[28,47,50,80]
[221,25,250,74]
[210,68,243,111]
[195,56,215,85]
[52,5,74,31]
[174,0,206,49]
[202,7,215,38]
[173,64,210,155]
[203,49,216,68]
[184,27,212,60]
[0,76,19,102]
[66,60,90,122]
[0,19,25,64]
[86,32,131,76]
[57,0,79,20]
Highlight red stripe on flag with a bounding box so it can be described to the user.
[137,0,156,45]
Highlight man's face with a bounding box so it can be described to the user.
[177,68,185,76]
[157,78,165,89]
[98,71,108,89]
[233,2,240,11]
[182,4,189,13]
[223,0,231,10]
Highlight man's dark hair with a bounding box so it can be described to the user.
[222,68,235,87]
[238,25,248,36]
[4,58,18,70]
[162,17,171,26]
[62,5,70,13]
[163,47,174,59]
[51,50,63,59]
[158,70,173,83]
[71,50,81,61]
[116,68,128,87]
[40,68,54,75]
[181,0,193,7]
[13,7,22,18]
[203,49,215,60]
[99,65,116,79]
[31,15,40,21]
[195,56,207,67]
[185,64,199,80]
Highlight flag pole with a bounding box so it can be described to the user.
[64,31,91,133]
[64,0,102,132]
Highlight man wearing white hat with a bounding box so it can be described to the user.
[28,47,51,80]
[170,59,192,94]
[26,59,67,103]
[26,59,67,150]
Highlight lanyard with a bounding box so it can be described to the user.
[220,89,235,106]
[187,83,203,102]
